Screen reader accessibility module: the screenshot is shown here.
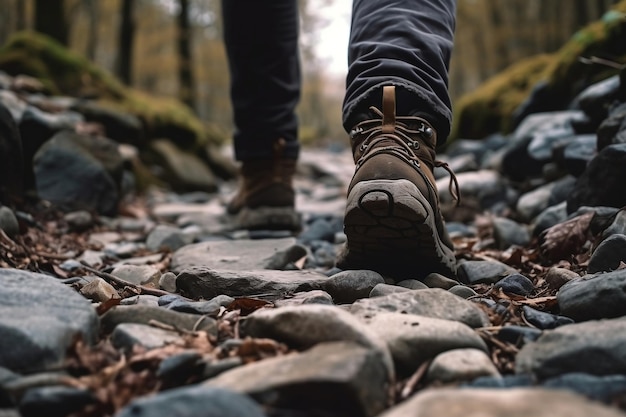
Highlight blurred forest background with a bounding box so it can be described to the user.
[0,0,621,144]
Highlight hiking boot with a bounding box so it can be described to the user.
[227,139,301,231]
[336,86,459,278]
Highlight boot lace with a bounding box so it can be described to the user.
[351,106,461,206]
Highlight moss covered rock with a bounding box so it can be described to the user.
[453,1,626,140]
[0,31,225,149]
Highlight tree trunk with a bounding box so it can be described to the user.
[15,0,27,31]
[34,0,68,45]
[86,0,99,61]
[178,0,195,110]
[117,0,135,85]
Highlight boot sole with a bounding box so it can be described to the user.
[338,179,456,278]
[234,206,301,231]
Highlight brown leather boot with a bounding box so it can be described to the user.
[336,86,459,278]
[227,139,301,231]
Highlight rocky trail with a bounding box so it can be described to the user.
[2,65,626,417]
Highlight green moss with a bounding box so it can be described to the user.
[452,54,553,140]
[0,31,225,148]
[452,1,626,140]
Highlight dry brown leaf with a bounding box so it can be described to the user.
[96,297,121,315]
[227,298,273,315]
[540,211,594,261]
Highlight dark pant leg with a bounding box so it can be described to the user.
[343,0,457,144]
[222,0,300,161]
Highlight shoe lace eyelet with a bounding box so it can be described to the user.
[410,159,420,169]
[408,140,420,150]
[359,142,368,152]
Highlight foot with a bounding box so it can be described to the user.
[336,86,458,278]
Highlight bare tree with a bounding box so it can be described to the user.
[117,0,136,85]
[34,0,68,44]
[178,0,195,110]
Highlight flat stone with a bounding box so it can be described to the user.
[79,278,120,302]
[557,269,626,321]
[158,272,177,293]
[117,385,267,417]
[241,305,393,378]
[146,225,192,252]
[206,341,390,417]
[170,238,299,273]
[0,207,19,239]
[101,305,216,335]
[493,273,534,296]
[426,348,500,383]
[542,373,626,404]
[321,270,385,304]
[457,260,517,285]
[369,283,412,298]
[588,234,626,273]
[379,388,626,417]
[0,269,99,373]
[273,290,334,307]
[521,306,574,329]
[396,279,429,290]
[348,288,489,328]
[421,273,458,290]
[176,267,330,300]
[362,313,487,377]
[492,217,530,248]
[164,295,234,315]
[516,317,626,378]
[19,386,95,417]
[545,267,580,290]
[110,264,161,287]
[449,285,478,299]
[111,323,181,352]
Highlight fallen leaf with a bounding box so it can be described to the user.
[227,298,273,315]
[540,212,594,261]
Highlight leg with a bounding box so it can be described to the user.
[222,0,301,230]
[222,0,301,161]
[337,0,459,278]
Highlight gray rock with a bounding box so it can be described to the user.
[158,272,177,292]
[457,260,517,285]
[120,295,160,307]
[497,325,542,345]
[545,267,580,290]
[206,341,390,417]
[117,385,267,417]
[426,348,500,383]
[516,317,626,378]
[273,290,334,307]
[598,102,626,150]
[521,306,574,329]
[63,211,93,231]
[562,134,597,176]
[348,288,489,328]
[0,269,99,373]
[111,323,181,352]
[601,209,626,239]
[146,225,192,252]
[532,201,568,236]
[100,305,216,335]
[396,279,429,290]
[164,295,234,315]
[363,313,487,377]
[577,75,621,122]
[379,388,626,417]
[494,273,534,296]
[588,234,626,273]
[79,278,119,302]
[449,285,478,299]
[241,305,393,377]
[0,101,23,196]
[176,267,330,300]
[71,100,143,144]
[321,270,385,303]
[33,131,122,215]
[149,139,217,192]
[110,264,161,287]
[369,283,412,298]
[421,273,458,290]
[543,373,626,404]
[19,386,95,417]
[492,217,530,249]
[170,238,299,273]
[557,269,626,321]
[0,206,19,238]
[567,144,626,213]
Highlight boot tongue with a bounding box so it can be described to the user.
[381,86,396,134]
